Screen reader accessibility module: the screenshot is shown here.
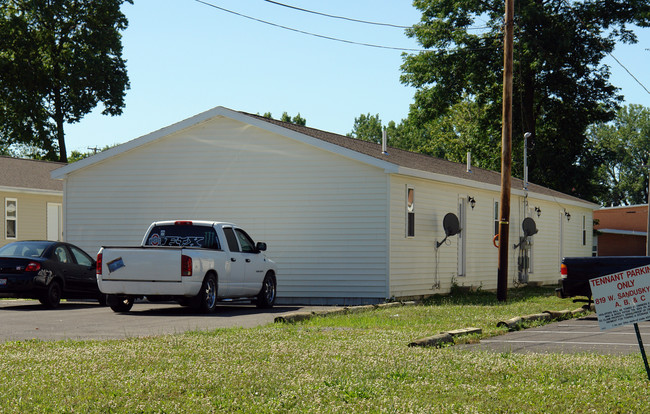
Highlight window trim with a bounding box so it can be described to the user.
[406,186,415,238]
[5,198,17,240]
[493,201,499,236]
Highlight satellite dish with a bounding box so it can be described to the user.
[522,217,538,237]
[436,213,461,248]
[443,213,461,237]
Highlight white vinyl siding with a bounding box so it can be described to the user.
[63,116,389,301]
[388,175,594,296]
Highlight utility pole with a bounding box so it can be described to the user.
[646,157,650,256]
[497,0,514,302]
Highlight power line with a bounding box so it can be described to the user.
[195,0,423,51]
[195,0,499,54]
[558,0,650,96]
[607,52,650,95]
[263,0,410,29]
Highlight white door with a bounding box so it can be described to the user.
[47,203,62,241]
[458,197,467,277]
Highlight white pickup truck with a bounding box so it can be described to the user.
[96,220,277,313]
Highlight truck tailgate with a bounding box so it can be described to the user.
[100,247,182,282]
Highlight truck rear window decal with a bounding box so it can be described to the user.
[164,236,204,247]
[146,226,220,249]
[149,233,161,246]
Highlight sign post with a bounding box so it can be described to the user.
[589,264,650,380]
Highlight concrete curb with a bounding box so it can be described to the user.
[409,327,482,348]
[411,306,592,348]
[274,301,418,324]
[274,301,594,350]
[496,306,591,331]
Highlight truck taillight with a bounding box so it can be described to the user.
[25,262,41,272]
[97,253,103,275]
[175,221,193,226]
[560,263,567,278]
[181,255,192,277]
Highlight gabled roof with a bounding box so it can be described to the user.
[242,112,593,207]
[51,106,595,208]
[0,156,64,193]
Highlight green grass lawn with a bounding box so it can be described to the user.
[1,286,648,413]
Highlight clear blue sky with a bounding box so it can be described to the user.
[64,0,650,155]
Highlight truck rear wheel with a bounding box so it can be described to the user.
[194,274,217,314]
[108,295,134,313]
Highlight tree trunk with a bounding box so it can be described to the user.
[54,88,67,163]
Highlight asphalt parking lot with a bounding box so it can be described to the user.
[461,316,650,355]
[0,299,333,342]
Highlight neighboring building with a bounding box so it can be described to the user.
[52,107,596,304]
[594,205,648,256]
[0,156,65,247]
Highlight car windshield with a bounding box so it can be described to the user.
[0,241,50,258]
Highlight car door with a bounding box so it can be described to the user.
[50,244,82,293]
[222,226,246,296]
[67,244,98,294]
[234,228,266,296]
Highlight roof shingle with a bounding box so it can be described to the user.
[243,112,590,205]
[0,156,65,192]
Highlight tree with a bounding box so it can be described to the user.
[68,144,117,163]
[347,113,383,143]
[401,0,650,200]
[0,0,132,163]
[280,111,306,126]
[589,104,650,206]
[261,112,306,126]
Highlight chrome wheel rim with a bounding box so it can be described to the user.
[205,279,217,309]
[264,277,275,303]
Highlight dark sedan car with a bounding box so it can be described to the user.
[0,240,104,308]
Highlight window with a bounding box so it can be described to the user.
[582,216,586,246]
[223,227,240,252]
[235,229,256,253]
[406,187,415,237]
[53,246,72,264]
[494,201,499,235]
[145,224,221,249]
[5,198,17,239]
[70,245,93,267]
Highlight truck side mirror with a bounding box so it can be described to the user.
[256,242,267,252]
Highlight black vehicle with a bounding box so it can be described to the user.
[0,240,104,308]
[557,256,650,301]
